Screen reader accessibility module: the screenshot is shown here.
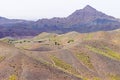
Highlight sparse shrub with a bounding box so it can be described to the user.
[76,53,94,69]
[55,42,60,45]
[27,41,30,42]
[67,40,74,43]
[0,38,15,44]
[23,40,26,42]
[0,56,5,61]
[19,41,22,44]
[37,41,43,43]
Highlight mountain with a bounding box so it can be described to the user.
[0,29,120,80]
[0,5,120,38]
[67,5,115,24]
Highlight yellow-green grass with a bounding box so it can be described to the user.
[86,45,120,61]
[50,55,78,74]
[82,77,101,80]
[76,53,94,69]
[109,74,120,80]
[0,56,5,62]
[9,74,17,80]
[27,54,82,79]
[93,77,101,80]
[50,55,100,80]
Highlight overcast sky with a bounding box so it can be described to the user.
[0,0,119,20]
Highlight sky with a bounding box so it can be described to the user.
[0,0,119,20]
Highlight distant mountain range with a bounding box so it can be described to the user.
[0,5,120,38]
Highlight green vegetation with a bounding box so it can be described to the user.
[86,45,120,60]
[0,38,15,44]
[93,77,101,80]
[76,53,94,69]
[0,56,5,62]
[50,55,78,74]
[50,55,99,80]
[55,42,60,45]
[13,39,32,44]
[35,57,52,66]
[82,77,101,80]
[9,74,17,80]
[67,39,74,43]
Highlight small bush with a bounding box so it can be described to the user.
[67,40,74,43]
[55,42,60,45]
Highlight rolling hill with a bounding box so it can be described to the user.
[0,29,120,80]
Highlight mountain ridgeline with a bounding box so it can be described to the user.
[0,5,120,38]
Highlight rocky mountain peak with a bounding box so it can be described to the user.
[83,5,96,11]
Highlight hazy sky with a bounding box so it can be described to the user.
[0,0,119,20]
